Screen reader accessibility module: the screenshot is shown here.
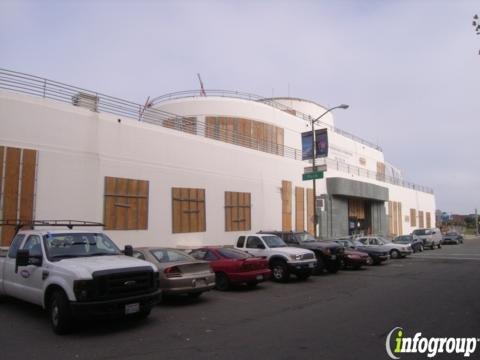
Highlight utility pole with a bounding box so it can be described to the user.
[309,104,349,237]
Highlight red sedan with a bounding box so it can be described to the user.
[190,247,271,290]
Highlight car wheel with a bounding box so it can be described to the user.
[366,256,374,265]
[390,250,400,259]
[246,281,258,289]
[419,244,424,252]
[215,272,230,291]
[437,243,442,249]
[430,243,435,250]
[49,290,73,335]
[271,260,289,282]
[187,292,203,299]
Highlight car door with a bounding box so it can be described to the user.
[3,234,45,305]
[245,236,267,257]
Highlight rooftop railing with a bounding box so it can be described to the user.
[0,68,432,194]
[148,90,383,152]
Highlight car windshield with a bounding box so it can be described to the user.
[263,235,287,248]
[44,233,121,260]
[377,238,389,245]
[354,240,364,247]
[446,232,457,236]
[218,248,252,259]
[413,229,429,235]
[151,249,193,263]
[394,236,411,243]
[295,233,317,243]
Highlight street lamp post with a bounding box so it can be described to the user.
[311,104,349,238]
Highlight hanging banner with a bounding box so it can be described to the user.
[302,128,329,160]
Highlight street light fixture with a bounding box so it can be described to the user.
[311,104,349,238]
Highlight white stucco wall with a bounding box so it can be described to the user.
[0,90,436,247]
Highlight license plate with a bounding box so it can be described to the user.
[308,263,315,268]
[256,275,263,281]
[195,279,206,287]
[125,303,140,315]
[331,255,337,260]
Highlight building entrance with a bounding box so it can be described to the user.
[348,198,372,236]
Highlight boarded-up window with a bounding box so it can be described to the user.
[104,177,149,230]
[410,209,417,227]
[0,147,38,246]
[418,210,424,228]
[225,192,251,231]
[376,162,386,181]
[349,199,366,219]
[163,117,197,135]
[282,180,292,231]
[397,202,403,235]
[172,188,206,233]
[306,188,314,235]
[295,187,305,231]
[205,116,285,156]
[388,201,403,236]
[426,212,431,228]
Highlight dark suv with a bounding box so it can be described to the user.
[258,231,343,274]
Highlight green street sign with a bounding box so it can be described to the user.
[302,171,324,181]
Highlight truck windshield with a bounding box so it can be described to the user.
[263,236,287,248]
[43,233,121,261]
[295,233,317,243]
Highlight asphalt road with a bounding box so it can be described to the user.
[1,238,480,360]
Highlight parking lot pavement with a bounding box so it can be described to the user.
[1,238,480,360]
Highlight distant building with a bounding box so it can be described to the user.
[0,69,436,247]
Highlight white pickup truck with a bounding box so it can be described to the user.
[0,222,161,334]
[235,233,317,282]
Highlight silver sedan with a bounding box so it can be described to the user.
[133,247,215,299]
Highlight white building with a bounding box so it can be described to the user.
[0,69,435,248]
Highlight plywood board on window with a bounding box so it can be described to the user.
[410,208,417,227]
[19,149,37,224]
[426,212,431,228]
[418,210,424,228]
[1,148,21,245]
[397,202,403,235]
[295,186,305,232]
[104,177,148,230]
[282,180,292,231]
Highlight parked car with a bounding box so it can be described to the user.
[442,231,464,245]
[412,228,442,249]
[339,247,369,270]
[0,221,161,334]
[356,236,413,259]
[132,247,215,298]
[190,247,271,290]
[235,234,316,282]
[258,230,344,274]
[393,235,423,252]
[334,239,389,265]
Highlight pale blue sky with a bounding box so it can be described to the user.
[1,0,479,213]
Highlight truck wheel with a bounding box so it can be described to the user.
[390,250,400,259]
[49,290,73,335]
[271,260,289,282]
[215,272,230,291]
